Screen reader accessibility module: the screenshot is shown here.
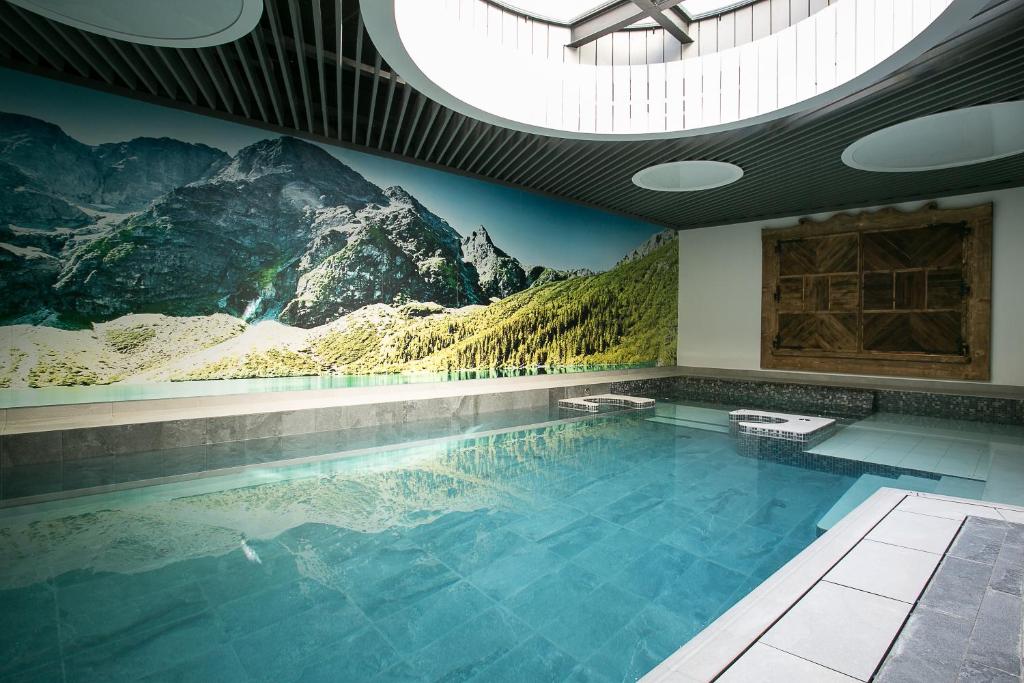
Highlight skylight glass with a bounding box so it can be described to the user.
[679,1,745,16]
[497,1,610,23]
[498,0,747,24]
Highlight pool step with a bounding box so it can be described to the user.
[816,473,940,535]
[933,476,986,498]
[645,416,731,433]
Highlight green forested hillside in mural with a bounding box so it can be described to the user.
[0,91,677,391]
[186,238,677,379]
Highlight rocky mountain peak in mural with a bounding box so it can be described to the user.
[460,225,528,299]
[0,112,227,212]
[618,228,678,265]
[214,136,383,207]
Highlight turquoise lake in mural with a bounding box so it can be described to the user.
[0,364,654,408]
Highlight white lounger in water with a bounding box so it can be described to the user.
[558,394,655,412]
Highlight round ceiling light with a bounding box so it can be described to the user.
[842,101,1024,172]
[7,0,263,48]
[631,160,744,192]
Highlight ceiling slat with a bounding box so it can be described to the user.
[377,74,398,149]
[233,40,269,122]
[311,0,330,136]
[286,0,315,133]
[349,15,364,142]
[364,53,383,146]
[156,49,198,105]
[265,0,301,129]
[7,5,73,73]
[402,93,428,157]
[109,39,158,95]
[216,45,251,118]
[251,30,285,126]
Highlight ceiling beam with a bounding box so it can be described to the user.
[631,0,693,44]
[568,0,688,48]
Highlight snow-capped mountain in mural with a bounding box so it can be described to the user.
[0,114,554,327]
[0,112,677,388]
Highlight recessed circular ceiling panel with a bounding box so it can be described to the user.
[7,0,263,48]
[632,160,744,192]
[842,101,1024,172]
[362,0,985,141]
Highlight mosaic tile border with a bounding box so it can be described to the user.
[615,376,1024,425]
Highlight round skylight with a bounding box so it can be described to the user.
[842,101,1024,172]
[631,160,744,191]
[363,0,983,140]
[7,0,263,48]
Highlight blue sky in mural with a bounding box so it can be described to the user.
[0,68,658,271]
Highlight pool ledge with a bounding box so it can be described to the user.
[643,489,1024,682]
[0,366,685,435]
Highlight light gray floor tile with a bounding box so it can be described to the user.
[761,581,911,681]
[897,497,1002,521]
[824,539,940,603]
[718,643,859,683]
[866,510,962,554]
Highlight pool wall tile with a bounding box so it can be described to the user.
[613,376,1024,425]
[0,430,62,465]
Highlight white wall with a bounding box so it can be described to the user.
[677,187,1024,386]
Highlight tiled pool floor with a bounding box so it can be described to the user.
[0,414,858,683]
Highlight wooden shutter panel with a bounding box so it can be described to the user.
[761,203,991,380]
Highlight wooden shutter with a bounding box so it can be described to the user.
[761,203,992,380]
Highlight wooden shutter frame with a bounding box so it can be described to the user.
[760,202,992,381]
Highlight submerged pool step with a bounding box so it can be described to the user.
[645,415,731,433]
[932,476,986,498]
[816,474,939,534]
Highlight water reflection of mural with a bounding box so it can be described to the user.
[0,417,640,589]
[0,69,677,395]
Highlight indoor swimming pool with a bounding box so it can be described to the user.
[0,405,958,683]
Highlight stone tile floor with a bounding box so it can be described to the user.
[876,516,1024,682]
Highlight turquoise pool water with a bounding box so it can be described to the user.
[0,364,652,409]
[0,412,860,682]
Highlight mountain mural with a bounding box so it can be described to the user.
[0,111,677,389]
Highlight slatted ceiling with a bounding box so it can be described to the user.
[0,1,1022,229]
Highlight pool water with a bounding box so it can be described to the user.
[0,412,862,682]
